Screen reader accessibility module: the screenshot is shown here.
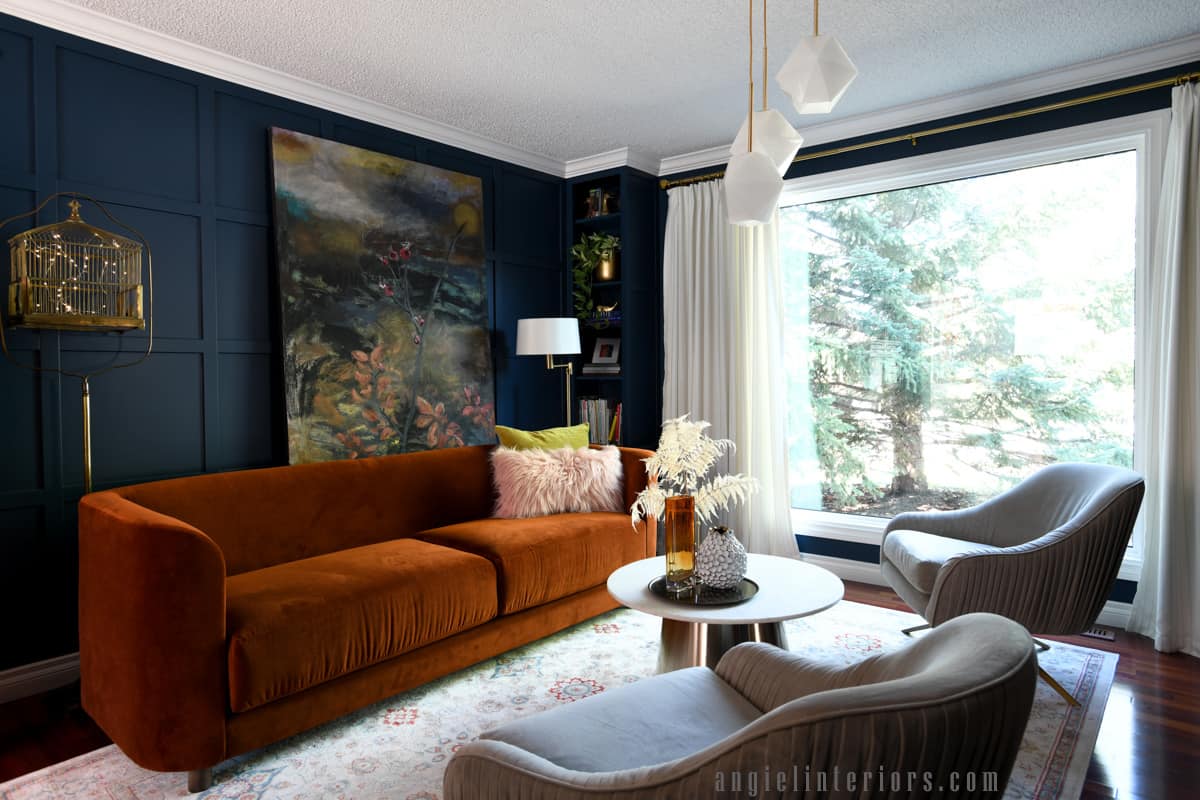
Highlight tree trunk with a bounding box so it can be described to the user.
[887,383,927,495]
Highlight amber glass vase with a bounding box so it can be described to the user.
[663,495,696,592]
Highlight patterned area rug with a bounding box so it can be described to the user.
[0,601,1115,800]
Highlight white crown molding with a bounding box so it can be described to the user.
[0,0,565,177]
[0,651,79,704]
[4,2,1196,182]
[563,147,658,179]
[657,145,730,178]
[658,33,1200,177]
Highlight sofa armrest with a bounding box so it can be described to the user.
[617,446,656,558]
[79,491,228,771]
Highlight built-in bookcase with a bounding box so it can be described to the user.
[565,168,660,449]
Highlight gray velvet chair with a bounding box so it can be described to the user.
[444,613,1037,800]
[880,462,1144,705]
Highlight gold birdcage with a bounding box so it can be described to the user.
[1,192,154,495]
[7,199,144,331]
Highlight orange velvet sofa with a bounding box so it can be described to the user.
[77,444,654,791]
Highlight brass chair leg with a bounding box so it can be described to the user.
[901,623,931,637]
[187,768,213,793]
[1038,666,1081,707]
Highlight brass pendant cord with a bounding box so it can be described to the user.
[0,191,154,493]
[747,0,754,151]
[762,0,768,111]
[661,68,1200,189]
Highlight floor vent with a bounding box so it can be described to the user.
[1081,625,1116,641]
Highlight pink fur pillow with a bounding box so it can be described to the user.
[492,445,624,518]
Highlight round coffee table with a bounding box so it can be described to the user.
[607,554,844,672]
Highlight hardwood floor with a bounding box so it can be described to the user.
[1,581,1197,798]
[0,681,109,783]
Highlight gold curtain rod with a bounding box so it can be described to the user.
[659,69,1200,190]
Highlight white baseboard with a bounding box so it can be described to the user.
[0,652,80,705]
[803,553,1133,631]
[800,553,888,587]
[1096,601,1132,630]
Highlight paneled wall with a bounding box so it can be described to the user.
[0,15,565,671]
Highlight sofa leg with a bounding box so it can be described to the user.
[187,768,213,793]
[901,623,931,637]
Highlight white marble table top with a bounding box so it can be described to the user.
[607,553,845,625]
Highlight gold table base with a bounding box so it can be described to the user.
[657,619,788,673]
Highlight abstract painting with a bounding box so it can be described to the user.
[270,128,494,463]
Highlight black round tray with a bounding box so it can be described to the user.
[648,575,759,606]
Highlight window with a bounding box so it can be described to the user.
[779,113,1165,575]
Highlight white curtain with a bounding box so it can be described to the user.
[662,181,795,557]
[1128,83,1200,656]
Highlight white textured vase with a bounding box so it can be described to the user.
[695,526,748,589]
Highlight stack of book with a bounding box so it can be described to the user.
[579,398,623,444]
[581,363,620,375]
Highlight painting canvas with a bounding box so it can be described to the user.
[270,128,494,463]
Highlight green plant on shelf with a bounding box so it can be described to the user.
[571,232,621,328]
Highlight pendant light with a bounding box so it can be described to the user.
[730,0,803,177]
[776,0,858,115]
[725,0,786,226]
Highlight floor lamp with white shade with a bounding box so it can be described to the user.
[516,317,581,425]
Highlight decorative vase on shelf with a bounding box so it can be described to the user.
[595,250,618,281]
[663,495,696,593]
[695,526,747,589]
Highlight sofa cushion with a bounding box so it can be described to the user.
[883,530,1001,593]
[225,538,498,712]
[416,513,645,615]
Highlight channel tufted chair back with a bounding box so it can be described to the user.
[445,613,1037,800]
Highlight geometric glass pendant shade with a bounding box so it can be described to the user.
[776,34,858,115]
[725,150,784,226]
[730,109,804,176]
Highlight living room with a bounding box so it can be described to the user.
[0,1,1197,798]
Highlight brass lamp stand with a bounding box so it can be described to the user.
[1,193,154,494]
[515,317,581,426]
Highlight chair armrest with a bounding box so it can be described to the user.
[884,505,995,543]
[79,491,227,771]
[715,642,849,711]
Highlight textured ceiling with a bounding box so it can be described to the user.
[43,1,1200,163]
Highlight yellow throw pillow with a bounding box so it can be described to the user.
[495,423,590,451]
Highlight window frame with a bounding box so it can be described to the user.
[780,110,1168,580]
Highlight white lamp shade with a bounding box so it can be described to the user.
[516,317,581,355]
[776,35,858,115]
[730,109,804,177]
[724,151,783,226]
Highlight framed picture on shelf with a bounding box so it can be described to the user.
[592,337,621,364]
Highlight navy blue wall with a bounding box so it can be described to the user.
[0,14,566,670]
[659,60,1200,604]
